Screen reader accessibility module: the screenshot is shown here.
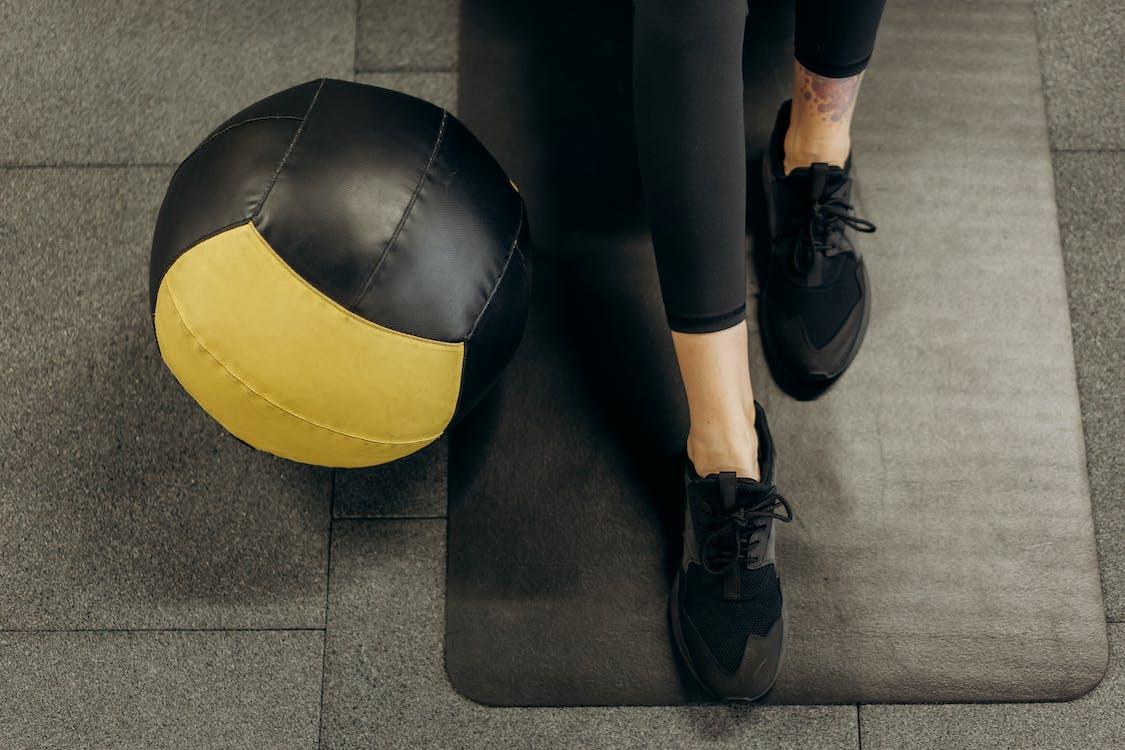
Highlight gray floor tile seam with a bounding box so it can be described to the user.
[1032,0,1119,155]
[1050,147,1125,154]
[856,703,864,750]
[0,627,327,634]
[0,162,178,169]
[318,475,337,750]
[322,515,439,748]
[854,694,1098,709]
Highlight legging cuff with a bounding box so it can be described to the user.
[794,51,874,79]
[666,302,746,334]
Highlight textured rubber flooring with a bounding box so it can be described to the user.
[1,0,1121,745]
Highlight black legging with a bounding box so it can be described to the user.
[632,0,886,333]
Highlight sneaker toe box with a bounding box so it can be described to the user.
[761,259,869,380]
[673,566,787,701]
[679,606,786,701]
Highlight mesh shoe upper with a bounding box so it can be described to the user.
[681,554,782,672]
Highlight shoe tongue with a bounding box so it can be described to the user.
[807,162,847,201]
[700,470,770,513]
[718,472,737,512]
[809,162,830,200]
[779,162,849,284]
[774,162,848,242]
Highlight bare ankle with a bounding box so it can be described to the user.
[669,323,761,480]
[783,128,850,174]
[687,422,760,480]
[784,60,863,174]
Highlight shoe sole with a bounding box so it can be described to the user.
[668,571,788,703]
[756,154,871,384]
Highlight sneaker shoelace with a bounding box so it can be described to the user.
[701,489,794,575]
[794,190,877,274]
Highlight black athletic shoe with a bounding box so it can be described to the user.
[670,402,794,701]
[759,99,876,382]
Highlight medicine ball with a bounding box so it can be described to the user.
[149,78,530,468]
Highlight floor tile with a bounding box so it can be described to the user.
[859,623,1124,749]
[0,168,331,629]
[334,438,447,518]
[0,0,354,165]
[356,0,457,71]
[319,520,859,750]
[1035,0,1125,149]
[1053,151,1125,620]
[0,630,323,750]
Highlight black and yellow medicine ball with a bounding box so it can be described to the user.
[149,78,530,467]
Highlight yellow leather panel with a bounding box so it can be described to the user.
[153,222,463,467]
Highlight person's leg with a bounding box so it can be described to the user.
[671,323,757,479]
[633,0,794,703]
[632,0,759,479]
[785,0,886,173]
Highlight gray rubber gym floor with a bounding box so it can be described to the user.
[0,1,1121,748]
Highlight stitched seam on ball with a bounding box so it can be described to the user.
[161,116,305,197]
[252,77,326,219]
[245,223,462,351]
[195,116,304,154]
[348,107,449,311]
[163,282,447,446]
[510,205,530,277]
[152,218,252,312]
[465,207,524,341]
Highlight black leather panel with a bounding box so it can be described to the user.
[348,110,526,342]
[149,118,300,309]
[203,79,321,142]
[449,204,531,426]
[255,79,448,325]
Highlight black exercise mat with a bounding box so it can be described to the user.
[446,0,1108,705]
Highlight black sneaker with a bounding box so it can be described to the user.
[670,402,794,700]
[758,99,876,382]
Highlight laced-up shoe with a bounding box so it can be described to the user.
[670,402,795,700]
[759,99,876,382]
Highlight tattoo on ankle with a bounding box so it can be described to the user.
[798,66,863,124]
